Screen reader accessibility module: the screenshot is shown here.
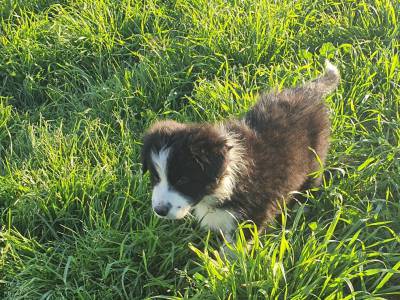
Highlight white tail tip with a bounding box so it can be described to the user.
[325,59,339,77]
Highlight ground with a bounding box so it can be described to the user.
[0,0,399,299]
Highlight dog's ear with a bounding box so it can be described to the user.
[141,120,186,173]
[188,125,230,179]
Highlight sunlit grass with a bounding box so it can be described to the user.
[0,0,399,299]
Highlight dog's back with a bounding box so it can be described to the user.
[221,61,340,228]
[247,61,339,184]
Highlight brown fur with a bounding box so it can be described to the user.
[141,61,340,235]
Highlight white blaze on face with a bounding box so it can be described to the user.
[151,148,192,219]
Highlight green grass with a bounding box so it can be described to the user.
[0,0,399,298]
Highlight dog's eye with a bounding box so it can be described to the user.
[150,172,160,185]
[175,176,190,186]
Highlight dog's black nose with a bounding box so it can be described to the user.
[154,204,171,217]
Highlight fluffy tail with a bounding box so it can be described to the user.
[305,60,340,96]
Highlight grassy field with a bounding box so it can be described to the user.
[0,0,399,299]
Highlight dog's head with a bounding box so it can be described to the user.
[141,120,231,219]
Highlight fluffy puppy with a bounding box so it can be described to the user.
[141,61,340,240]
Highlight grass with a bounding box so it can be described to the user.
[0,0,399,298]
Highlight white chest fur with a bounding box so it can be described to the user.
[193,197,237,234]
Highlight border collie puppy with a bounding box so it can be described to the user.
[141,61,340,240]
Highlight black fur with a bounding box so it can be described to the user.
[141,121,230,205]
